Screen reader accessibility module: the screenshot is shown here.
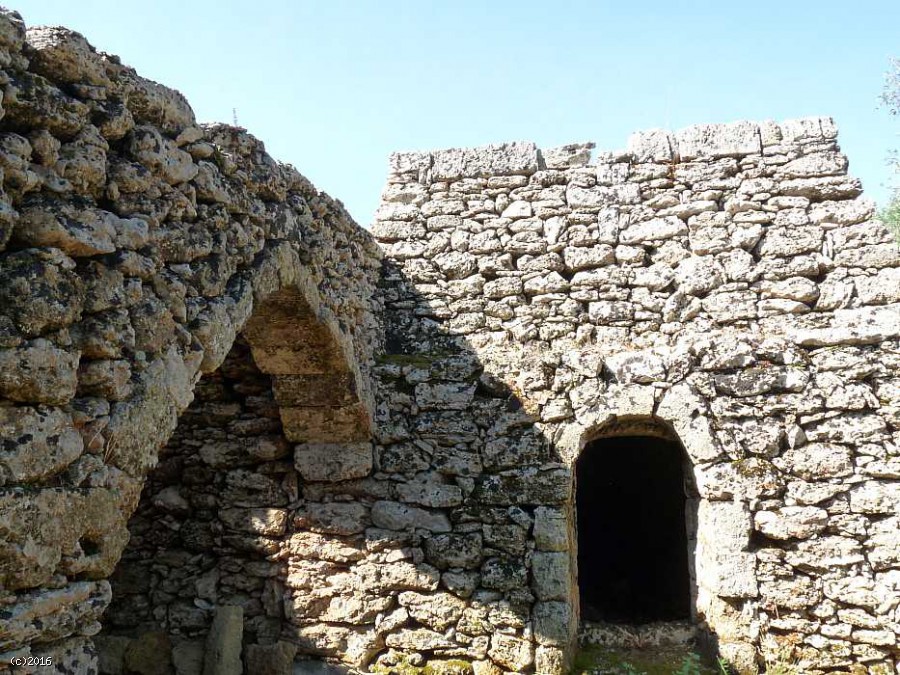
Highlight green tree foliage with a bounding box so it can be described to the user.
[881,59,900,241]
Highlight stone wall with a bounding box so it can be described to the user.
[369,122,900,674]
[0,4,899,675]
[0,7,383,672]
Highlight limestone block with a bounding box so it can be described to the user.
[789,306,900,347]
[96,634,133,675]
[294,502,369,535]
[287,531,365,563]
[414,382,476,411]
[696,501,757,598]
[759,575,821,610]
[779,175,862,200]
[627,128,675,163]
[481,556,528,591]
[808,198,875,225]
[619,216,687,244]
[441,570,480,598]
[293,623,377,664]
[534,645,566,675]
[385,627,456,651]
[483,523,527,555]
[3,70,92,138]
[835,242,900,268]
[776,443,853,480]
[219,507,288,536]
[369,560,440,592]
[780,116,837,143]
[0,581,110,652]
[0,406,83,485]
[868,518,900,570]
[483,277,523,299]
[16,200,117,255]
[431,142,538,180]
[713,367,807,397]
[822,577,882,609]
[203,606,242,675]
[0,487,129,589]
[717,640,759,675]
[280,404,370,443]
[533,601,573,647]
[631,262,675,290]
[675,256,725,296]
[370,500,451,533]
[565,184,614,209]
[849,482,900,515]
[77,358,132,400]
[531,552,570,601]
[396,476,463,508]
[472,467,570,506]
[533,507,568,552]
[785,536,865,571]
[754,506,828,540]
[604,350,666,384]
[0,341,79,404]
[543,142,594,169]
[398,591,466,630]
[172,640,204,675]
[124,631,174,675]
[804,412,887,444]
[676,121,761,159]
[695,458,783,501]
[294,442,372,482]
[523,271,569,295]
[32,637,99,675]
[758,224,823,257]
[424,533,483,569]
[483,427,546,470]
[127,125,198,185]
[488,633,533,671]
[855,268,900,305]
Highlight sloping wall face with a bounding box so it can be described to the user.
[371,122,900,673]
[0,8,383,671]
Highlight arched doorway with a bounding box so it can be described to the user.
[575,428,694,625]
[95,280,378,671]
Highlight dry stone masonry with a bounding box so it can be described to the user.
[0,5,899,675]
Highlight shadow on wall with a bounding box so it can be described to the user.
[97,254,727,675]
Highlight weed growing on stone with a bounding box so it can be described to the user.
[570,645,723,674]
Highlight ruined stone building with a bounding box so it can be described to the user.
[0,7,899,675]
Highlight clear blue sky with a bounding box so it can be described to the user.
[16,1,900,225]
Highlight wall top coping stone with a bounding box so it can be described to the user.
[387,116,839,180]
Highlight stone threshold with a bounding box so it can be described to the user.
[579,620,698,648]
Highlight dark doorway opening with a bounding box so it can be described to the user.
[576,434,692,624]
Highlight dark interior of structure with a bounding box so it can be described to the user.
[576,434,692,624]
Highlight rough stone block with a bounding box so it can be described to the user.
[431,142,538,180]
[675,120,761,159]
[627,128,674,163]
[294,442,372,482]
[533,507,568,552]
[531,551,570,601]
[203,606,243,675]
[0,342,79,405]
[533,601,573,646]
[124,632,173,675]
[370,500,451,533]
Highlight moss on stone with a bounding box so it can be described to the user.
[570,645,723,675]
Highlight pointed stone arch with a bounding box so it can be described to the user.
[0,240,377,663]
